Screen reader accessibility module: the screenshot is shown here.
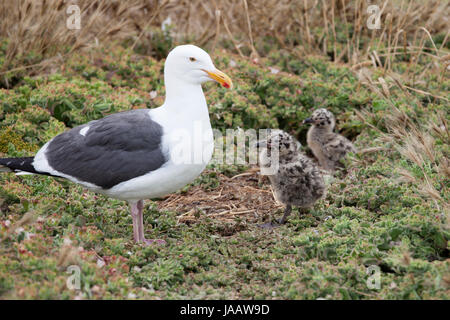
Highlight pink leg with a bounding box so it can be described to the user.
[129,200,165,245]
[130,201,143,242]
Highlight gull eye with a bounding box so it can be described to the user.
[189,57,196,62]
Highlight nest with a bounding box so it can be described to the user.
[158,167,283,224]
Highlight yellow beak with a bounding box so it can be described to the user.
[203,68,233,89]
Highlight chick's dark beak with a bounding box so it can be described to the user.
[302,118,313,124]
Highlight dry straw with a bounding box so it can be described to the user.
[1,0,448,83]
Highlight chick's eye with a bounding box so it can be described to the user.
[189,57,196,62]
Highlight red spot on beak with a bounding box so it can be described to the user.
[223,82,230,89]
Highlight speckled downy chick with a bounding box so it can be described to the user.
[304,108,356,172]
[257,130,326,226]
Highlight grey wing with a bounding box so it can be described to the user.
[323,134,356,163]
[45,109,168,189]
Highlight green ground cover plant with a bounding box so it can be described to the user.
[0,0,448,300]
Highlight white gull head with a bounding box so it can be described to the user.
[164,44,233,88]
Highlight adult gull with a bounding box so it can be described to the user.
[0,45,233,244]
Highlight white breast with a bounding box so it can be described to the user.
[104,108,214,201]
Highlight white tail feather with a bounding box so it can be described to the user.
[15,171,34,176]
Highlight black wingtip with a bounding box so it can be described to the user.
[0,157,37,174]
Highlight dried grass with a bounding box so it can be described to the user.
[357,88,448,211]
[1,210,37,241]
[57,240,80,267]
[0,0,163,84]
[159,167,283,225]
[0,0,448,85]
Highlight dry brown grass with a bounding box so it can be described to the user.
[160,1,448,51]
[0,0,448,86]
[0,0,165,85]
[0,210,37,241]
[164,0,449,70]
[355,93,449,214]
[159,167,283,225]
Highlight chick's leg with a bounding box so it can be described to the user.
[278,204,292,224]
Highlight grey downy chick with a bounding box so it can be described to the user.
[304,108,356,173]
[257,130,326,227]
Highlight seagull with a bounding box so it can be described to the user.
[257,130,326,227]
[0,45,233,245]
[303,108,356,173]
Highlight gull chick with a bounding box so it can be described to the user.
[257,130,326,226]
[304,108,356,172]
